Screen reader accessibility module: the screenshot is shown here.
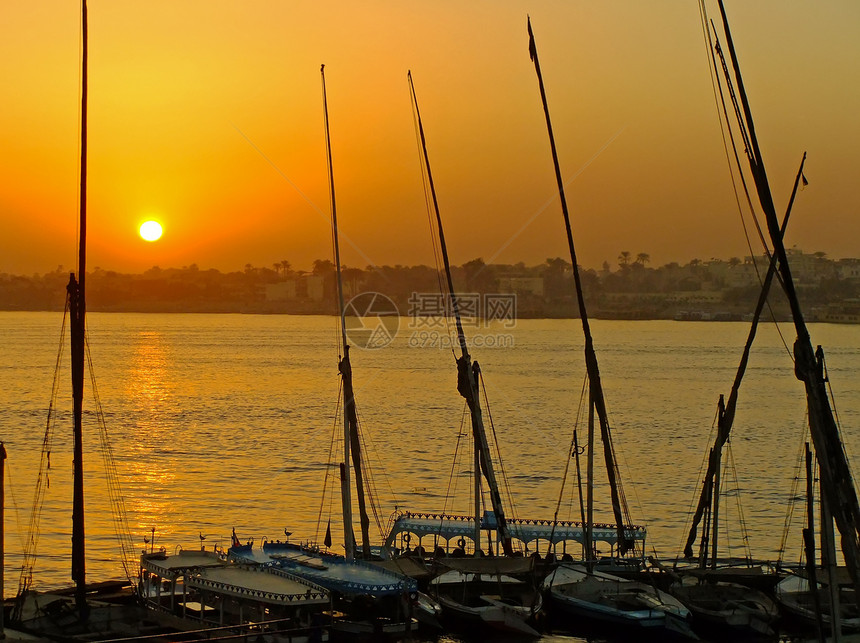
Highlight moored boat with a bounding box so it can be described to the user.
[670,576,778,637]
[228,540,421,638]
[776,569,860,633]
[430,567,543,637]
[544,564,695,639]
[699,2,860,641]
[524,18,686,640]
[140,548,331,641]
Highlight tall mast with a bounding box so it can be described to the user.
[408,71,513,557]
[70,0,88,619]
[715,0,860,593]
[321,65,371,560]
[527,17,631,553]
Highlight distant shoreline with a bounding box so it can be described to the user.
[0,306,828,324]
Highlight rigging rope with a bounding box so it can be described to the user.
[6,453,25,552]
[777,413,810,566]
[15,299,68,603]
[678,401,722,559]
[356,401,401,523]
[821,351,855,475]
[316,381,342,544]
[699,0,792,359]
[353,407,388,541]
[409,78,455,351]
[86,338,136,585]
[439,404,469,532]
[478,371,518,525]
[726,440,754,562]
[547,373,588,557]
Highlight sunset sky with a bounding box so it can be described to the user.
[1,1,858,276]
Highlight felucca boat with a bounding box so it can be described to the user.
[8,3,160,639]
[526,17,695,640]
[700,1,860,640]
[664,8,808,637]
[228,65,420,639]
[391,71,543,637]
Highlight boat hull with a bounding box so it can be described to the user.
[544,565,696,640]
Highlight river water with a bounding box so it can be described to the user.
[1,311,859,635]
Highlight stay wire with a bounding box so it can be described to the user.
[433,404,470,549]
[777,413,810,566]
[315,381,342,544]
[353,407,388,540]
[86,337,136,585]
[547,373,588,556]
[820,354,857,490]
[698,0,760,250]
[409,76,455,347]
[678,401,722,559]
[16,298,69,599]
[711,15,798,363]
[726,441,754,562]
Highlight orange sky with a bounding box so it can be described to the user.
[1,1,858,275]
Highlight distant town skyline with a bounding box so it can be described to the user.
[2,2,858,276]
[8,244,857,279]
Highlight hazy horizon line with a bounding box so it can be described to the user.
[8,246,854,278]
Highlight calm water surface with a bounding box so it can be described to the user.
[1,312,859,619]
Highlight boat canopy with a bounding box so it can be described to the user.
[190,565,329,606]
[231,543,417,596]
[385,512,646,550]
[139,549,329,607]
[140,550,225,580]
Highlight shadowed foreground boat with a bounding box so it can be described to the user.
[430,566,543,637]
[670,576,778,637]
[776,569,860,634]
[543,564,697,640]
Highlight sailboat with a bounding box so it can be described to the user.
[700,1,860,639]
[9,3,160,639]
[775,444,860,634]
[526,18,696,639]
[670,41,810,631]
[394,71,543,637]
[668,92,806,641]
[227,64,420,638]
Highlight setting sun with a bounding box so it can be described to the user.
[139,220,163,242]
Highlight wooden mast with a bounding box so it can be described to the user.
[69,0,88,619]
[408,71,514,557]
[714,0,860,596]
[527,17,631,553]
[321,64,371,560]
